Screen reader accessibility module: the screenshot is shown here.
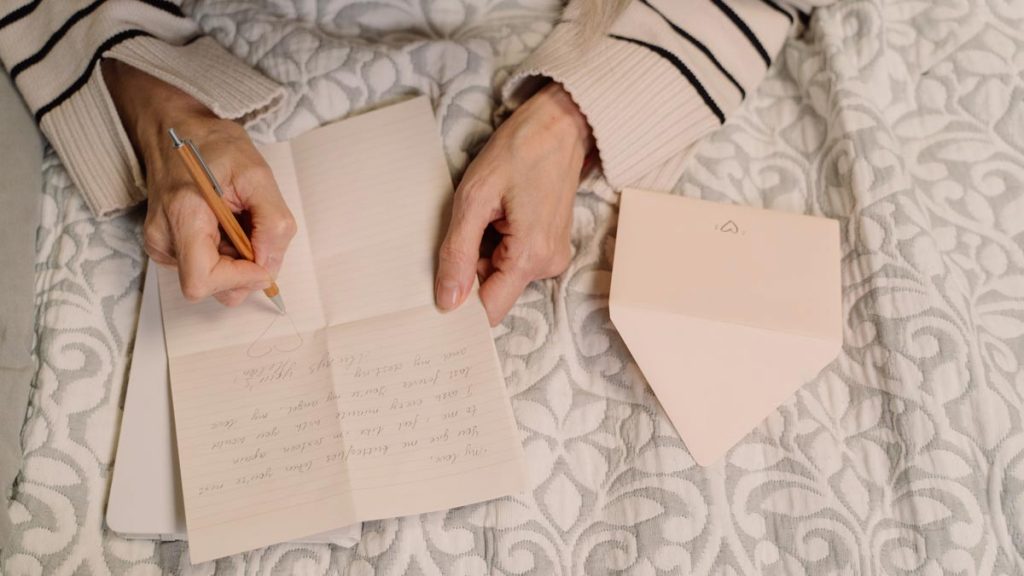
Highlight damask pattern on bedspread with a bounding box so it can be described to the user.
[3,1,1024,574]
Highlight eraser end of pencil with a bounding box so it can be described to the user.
[270,294,286,314]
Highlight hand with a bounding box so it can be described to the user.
[102,59,296,306]
[435,82,594,326]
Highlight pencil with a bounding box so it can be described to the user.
[168,128,286,314]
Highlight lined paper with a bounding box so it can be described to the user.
[158,98,526,564]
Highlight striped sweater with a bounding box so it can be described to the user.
[0,0,837,218]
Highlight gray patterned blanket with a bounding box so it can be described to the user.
[4,0,1024,574]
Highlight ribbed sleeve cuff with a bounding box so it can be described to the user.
[41,36,284,219]
[503,22,721,189]
[41,66,144,218]
[108,36,284,126]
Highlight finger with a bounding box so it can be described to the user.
[235,163,296,281]
[479,236,536,325]
[218,237,242,259]
[180,250,272,302]
[476,257,494,284]
[171,196,272,301]
[214,287,252,307]
[436,180,501,310]
[478,266,532,327]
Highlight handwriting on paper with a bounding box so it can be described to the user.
[198,343,488,489]
[174,306,521,527]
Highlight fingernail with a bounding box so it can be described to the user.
[436,280,460,310]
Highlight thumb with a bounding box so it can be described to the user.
[436,185,497,310]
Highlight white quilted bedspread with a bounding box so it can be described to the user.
[3,0,1024,574]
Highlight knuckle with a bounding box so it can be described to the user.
[146,246,174,265]
[504,244,533,277]
[548,239,573,270]
[247,164,275,184]
[143,231,162,253]
[274,214,298,240]
[143,217,164,239]
[148,252,175,266]
[519,237,569,279]
[236,163,273,190]
[143,227,174,263]
[546,244,572,277]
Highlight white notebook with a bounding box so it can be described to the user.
[157,97,527,564]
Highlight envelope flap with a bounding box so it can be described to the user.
[611,189,841,343]
[610,302,841,466]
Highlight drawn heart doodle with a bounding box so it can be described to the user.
[246,313,305,358]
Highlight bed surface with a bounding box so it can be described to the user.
[4,0,1024,574]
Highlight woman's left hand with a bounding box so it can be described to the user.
[435,82,593,326]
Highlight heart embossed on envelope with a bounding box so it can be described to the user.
[718,220,740,234]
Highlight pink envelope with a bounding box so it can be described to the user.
[610,189,843,466]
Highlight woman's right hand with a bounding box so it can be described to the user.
[102,59,296,306]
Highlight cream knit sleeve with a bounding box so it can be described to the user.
[504,0,839,189]
[0,1,284,218]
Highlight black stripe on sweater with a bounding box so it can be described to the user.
[136,0,184,17]
[757,0,795,23]
[609,34,725,124]
[9,0,184,80]
[10,0,108,80]
[0,0,43,30]
[710,0,771,67]
[639,0,746,99]
[34,28,152,122]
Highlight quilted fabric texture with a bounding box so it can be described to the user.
[4,0,1024,574]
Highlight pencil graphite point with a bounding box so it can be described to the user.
[270,294,287,314]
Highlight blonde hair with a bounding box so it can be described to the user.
[572,0,632,42]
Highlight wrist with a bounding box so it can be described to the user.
[101,59,216,162]
[513,82,594,168]
[533,82,593,160]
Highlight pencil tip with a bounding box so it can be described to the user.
[270,294,287,314]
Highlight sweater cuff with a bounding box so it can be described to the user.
[42,36,284,219]
[503,22,721,189]
[107,36,284,128]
